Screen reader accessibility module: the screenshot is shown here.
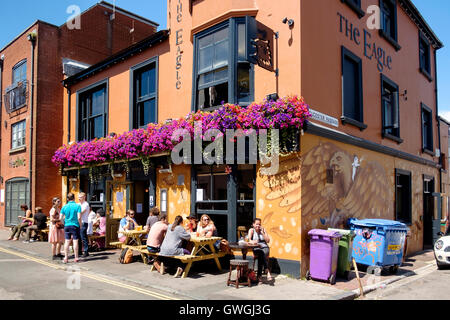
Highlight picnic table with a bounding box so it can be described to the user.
[143,235,226,278]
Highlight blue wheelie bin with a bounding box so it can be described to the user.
[349,219,408,275]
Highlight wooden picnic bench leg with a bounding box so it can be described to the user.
[209,243,222,271]
[182,261,193,278]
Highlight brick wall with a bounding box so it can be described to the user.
[0,4,157,227]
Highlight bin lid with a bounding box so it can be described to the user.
[349,219,407,229]
[308,229,342,238]
[327,228,355,236]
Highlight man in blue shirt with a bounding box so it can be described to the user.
[60,192,82,263]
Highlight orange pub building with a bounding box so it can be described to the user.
[59,0,444,278]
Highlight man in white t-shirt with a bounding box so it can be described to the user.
[78,192,91,258]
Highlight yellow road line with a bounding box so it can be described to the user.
[0,246,180,300]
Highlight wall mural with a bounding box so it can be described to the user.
[258,156,302,260]
[300,142,392,229]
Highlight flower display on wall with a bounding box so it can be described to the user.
[52,96,311,169]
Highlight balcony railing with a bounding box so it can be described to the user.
[4,80,28,114]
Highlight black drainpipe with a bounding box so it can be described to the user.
[66,86,71,144]
[435,49,442,195]
[28,32,36,209]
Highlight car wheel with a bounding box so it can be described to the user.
[436,260,445,270]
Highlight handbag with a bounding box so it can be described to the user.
[55,221,64,229]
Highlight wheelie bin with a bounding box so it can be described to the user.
[328,228,355,280]
[349,219,408,275]
[307,229,342,285]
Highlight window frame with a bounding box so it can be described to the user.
[419,31,433,82]
[191,17,255,112]
[129,56,159,130]
[5,178,29,226]
[11,120,26,150]
[12,59,27,85]
[395,169,412,225]
[340,0,365,18]
[379,0,401,51]
[421,103,434,155]
[381,74,403,143]
[341,46,367,130]
[76,79,109,142]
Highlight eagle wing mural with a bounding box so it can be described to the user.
[336,160,391,223]
[299,142,343,218]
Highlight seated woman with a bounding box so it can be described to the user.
[197,214,221,251]
[248,218,273,282]
[9,204,33,241]
[118,210,139,243]
[158,215,191,278]
[91,209,107,249]
[185,215,198,233]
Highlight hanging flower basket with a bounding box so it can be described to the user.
[52,95,311,170]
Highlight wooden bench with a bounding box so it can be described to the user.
[109,241,124,249]
[139,248,226,278]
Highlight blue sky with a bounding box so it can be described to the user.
[0,0,449,117]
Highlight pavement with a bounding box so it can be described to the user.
[0,228,438,300]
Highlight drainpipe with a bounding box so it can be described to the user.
[434,49,442,195]
[67,86,71,144]
[27,32,36,209]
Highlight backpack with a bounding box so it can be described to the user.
[119,248,134,264]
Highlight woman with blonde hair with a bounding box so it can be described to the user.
[49,197,65,260]
[197,214,217,238]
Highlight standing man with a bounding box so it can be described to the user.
[78,192,90,258]
[61,193,82,263]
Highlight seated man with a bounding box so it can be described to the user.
[118,210,139,243]
[145,207,160,233]
[147,213,168,253]
[23,207,47,243]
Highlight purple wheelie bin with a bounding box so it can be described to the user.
[307,229,342,285]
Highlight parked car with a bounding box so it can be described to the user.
[434,232,450,269]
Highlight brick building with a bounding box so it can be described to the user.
[0,1,158,227]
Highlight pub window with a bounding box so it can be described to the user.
[341,46,366,129]
[379,0,400,50]
[196,165,228,212]
[419,32,432,80]
[193,17,254,111]
[381,74,401,142]
[160,189,167,214]
[78,82,108,141]
[395,169,412,224]
[5,178,29,226]
[12,60,27,85]
[131,58,158,129]
[11,120,26,150]
[421,103,433,153]
[340,0,365,18]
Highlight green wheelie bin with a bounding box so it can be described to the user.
[328,228,356,280]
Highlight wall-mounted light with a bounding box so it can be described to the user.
[282,17,295,28]
[266,93,279,101]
